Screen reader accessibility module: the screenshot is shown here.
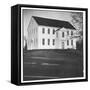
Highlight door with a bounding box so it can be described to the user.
[62,41,64,49]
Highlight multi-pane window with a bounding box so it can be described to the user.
[48,28,50,34]
[42,38,45,45]
[53,39,55,45]
[71,31,73,35]
[53,29,55,34]
[67,31,69,35]
[42,28,45,33]
[56,32,58,38]
[71,40,73,45]
[67,40,69,45]
[48,39,50,45]
[62,32,64,37]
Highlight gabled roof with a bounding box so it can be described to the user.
[32,16,76,30]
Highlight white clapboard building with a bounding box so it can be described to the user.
[27,16,77,50]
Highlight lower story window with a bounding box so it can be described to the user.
[42,39,45,45]
[48,39,50,45]
[71,40,73,45]
[67,40,69,45]
[53,39,55,45]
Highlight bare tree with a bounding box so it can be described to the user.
[70,12,83,50]
[70,12,83,42]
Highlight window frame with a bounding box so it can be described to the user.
[48,28,50,34]
[62,32,64,37]
[71,40,73,45]
[71,31,73,36]
[53,39,55,45]
[48,39,50,45]
[67,40,69,45]
[67,31,69,35]
[53,29,55,34]
[42,38,45,45]
[42,28,45,34]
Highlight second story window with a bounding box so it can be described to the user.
[48,28,50,34]
[62,32,64,37]
[42,28,45,34]
[67,31,69,35]
[56,32,58,38]
[71,31,73,35]
[53,29,55,34]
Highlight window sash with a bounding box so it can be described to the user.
[42,28,45,33]
[71,40,73,45]
[67,31,69,35]
[48,28,50,34]
[42,39,45,45]
[67,40,69,45]
[53,39,55,45]
[48,39,50,45]
[62,32,64,37]
[53,29,55,34]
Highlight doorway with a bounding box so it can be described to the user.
[62,41,65,49]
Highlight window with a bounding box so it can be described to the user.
[67,31,69,35]
[62,32,64,37]
[42,28,45,33]
[42,39,45,45]
[71,31,73,35]
[67,40,69,45]
[53,29,55,34]
[53,39,55,45]
[48,39,50,45]
[71,40,73,45]
[48,28,50,34]
[56,32,58,38]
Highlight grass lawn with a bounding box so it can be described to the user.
[23,49,83,81]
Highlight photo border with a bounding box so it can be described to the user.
[16,4,88,85]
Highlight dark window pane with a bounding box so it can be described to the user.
[71,40,73,45]
[42,39,45,45]
[67,31,69,35]
[67,40,69,45]
[42,28,45,33]
[48,28,50,34]
[53,29,55,34]
[71,31,73,35]
[62,32,64,37]
[53,39,55,45]
[48,39,50,45]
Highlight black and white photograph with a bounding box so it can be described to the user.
[18,5,88,84]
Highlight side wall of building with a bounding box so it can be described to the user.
[27,17,38,50]
[27,19,77,50]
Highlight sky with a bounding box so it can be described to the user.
[22,9,73,38]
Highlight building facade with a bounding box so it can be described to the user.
[27,16,77,50]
